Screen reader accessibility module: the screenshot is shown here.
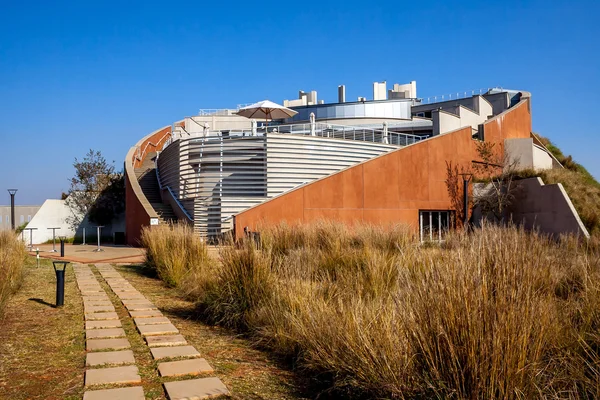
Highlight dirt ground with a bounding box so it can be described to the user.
[0,257,85,400]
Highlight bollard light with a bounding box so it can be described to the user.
[36,248,40,268]
[59,235,66,257]
[52,261,70,307]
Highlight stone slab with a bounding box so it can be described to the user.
[122,299,151,305]
[146,335,187,347]
[82,297,110,303]
[86,350,135,366]
[126,304,157,311]
[85,312,119,321]
[117,294,145,300]
[83,386,145,400]
[163,377,229,400]
[83,300,113,307]
[151,345,200,360]
[158,358,213,377]
[86,338,130,351]
[81,289,105,294]
[86,320,122,329]
[134,316,170,326]
[138,323,179,336]
[112,287,138,292]
[85,365,140,386]
[129,310,162,318]
[84,305,115,313]
[86,328,126,339]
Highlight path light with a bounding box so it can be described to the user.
[52,261,70,307]
[59,235,66,257]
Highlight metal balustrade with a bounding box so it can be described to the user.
[173,121,425,147]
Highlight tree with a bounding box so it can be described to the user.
[65,149,124,229]
[445,161,472,229]
[472,142,520,222]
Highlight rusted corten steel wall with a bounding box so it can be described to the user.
[125,126,171,246]
[233,99,532,238]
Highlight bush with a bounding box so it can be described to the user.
[0,230,27,316]
[182,222,600,398]
[141,223,211,288]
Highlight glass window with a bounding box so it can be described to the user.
[27,215,31,222]
[20,215,24,224]
[420,210,453,242]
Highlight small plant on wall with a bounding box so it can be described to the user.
[445,161,472,229]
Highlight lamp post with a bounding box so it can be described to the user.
[458,173,473,227]
[7,189,17,230]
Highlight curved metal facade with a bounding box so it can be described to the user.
[157,133,401,236]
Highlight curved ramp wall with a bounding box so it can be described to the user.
[125,125,172,246]
[233,99,532,237]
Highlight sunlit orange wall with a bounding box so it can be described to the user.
[126,126,171,246]
[234,99,532,238]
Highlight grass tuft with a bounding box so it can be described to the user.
[0,230,26,315]
[141,223,211,288]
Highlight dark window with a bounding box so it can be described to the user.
[419,210,452,242]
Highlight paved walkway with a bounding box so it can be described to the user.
[74,263,229,399]
[33,244,145,264]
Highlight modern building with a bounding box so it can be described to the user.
[124,81,588,245]
[0,205,40,230]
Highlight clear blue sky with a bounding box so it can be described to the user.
[1,0,599,205]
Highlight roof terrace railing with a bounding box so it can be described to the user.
[419,88,502,104]
[173,122,426,147]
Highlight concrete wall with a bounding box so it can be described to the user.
[23,200,76,244]
[0,205,41,230]
[431,96,493,135]
[506,177,589,238]
[233,99,533,238]
[505,138,552,171]
[432,110,461,135]
[185,115,252,133]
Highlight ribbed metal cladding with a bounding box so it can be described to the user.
[157,133,401,237]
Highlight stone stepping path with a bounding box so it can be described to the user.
[83,386,145,400]
[94,263,230,399]
[158,358,213,377]
[74,264,144,399]
[163,377,229,400]
[86,350,136,367]
[85,365,141,386]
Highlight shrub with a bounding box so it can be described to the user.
[186,222,600,398]
[141,223,211,288]
[0,230,27,316]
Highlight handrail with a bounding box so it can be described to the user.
[176,121,426,146]
[134,130,173,164]
[155,152,193,222]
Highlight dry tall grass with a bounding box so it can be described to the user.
[145,221,600,398]
[141,223,211,288]
[0,230,26,316]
